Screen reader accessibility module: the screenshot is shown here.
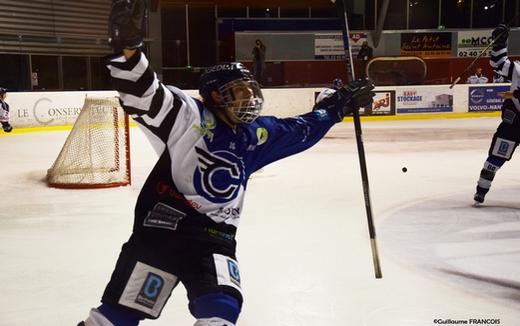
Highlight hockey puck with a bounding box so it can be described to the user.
[402,167,407,173]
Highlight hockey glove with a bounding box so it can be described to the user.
[108,0,146,52]
[492,23,509,48]
[313,79,375,122]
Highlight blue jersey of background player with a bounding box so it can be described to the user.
[78,1,374,325]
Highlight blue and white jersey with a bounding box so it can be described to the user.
[107,50,336,242]
[490,42,520,110]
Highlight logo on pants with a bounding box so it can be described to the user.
[136,273,164,308]
[498,141,509,156]
[492,137,516,159]
[227,259,241,286]
[119,262,178,317]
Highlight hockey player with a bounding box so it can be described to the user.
[466,67,489,84]
[332,78,343,90]
[78,1,375,325]
[0,88,13,133]
[473,23,518,204]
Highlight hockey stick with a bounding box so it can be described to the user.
[449,15,519,89]
[334,0,383,279]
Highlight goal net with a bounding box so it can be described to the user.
[47,97,131,189]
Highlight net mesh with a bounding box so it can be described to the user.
[47,97,130,188]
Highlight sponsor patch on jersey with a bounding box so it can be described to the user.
[193,124,215,142]
[205,227,235,241]
[492,137,516,159]
[143,202,186,231]
[119,262,178,317]
[256,127,268,145]
[213,254,242,294]
[208,206,241,222]
[192,110,216,142]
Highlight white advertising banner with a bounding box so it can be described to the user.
[396,86,453,114]
[349,32,368,57]
[457,30,493,57]
[9,91,118,128]
[314,32,367,60]
[4,85,484,130]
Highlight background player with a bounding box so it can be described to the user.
[79,1,375,325]
[466,67,489,84]
[332,78,343,90]
[0,88,13,133]
[474,23,518,204]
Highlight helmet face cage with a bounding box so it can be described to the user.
[218,78,264,124]
[199,63,264,124]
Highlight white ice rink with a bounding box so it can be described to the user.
[1,117,520,326]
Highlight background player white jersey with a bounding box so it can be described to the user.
[474,24,520,204]
[0,88,13,133]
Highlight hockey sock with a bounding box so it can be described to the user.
[189,292,241,324]
[477,169,495,193]
[475,161,501,203]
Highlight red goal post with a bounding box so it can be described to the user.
[46,96,131,189]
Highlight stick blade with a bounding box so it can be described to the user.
[449,76,461,89]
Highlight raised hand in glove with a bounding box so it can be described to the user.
[313,79,375,122]
[108,0,146,52]
[492,23,509,47]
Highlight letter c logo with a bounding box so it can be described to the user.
[33,98,53,125]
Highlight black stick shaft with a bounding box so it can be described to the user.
[337,0,382,279]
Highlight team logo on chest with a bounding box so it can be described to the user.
[194,146,245,203]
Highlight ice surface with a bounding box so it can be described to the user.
[1,117,519,325]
